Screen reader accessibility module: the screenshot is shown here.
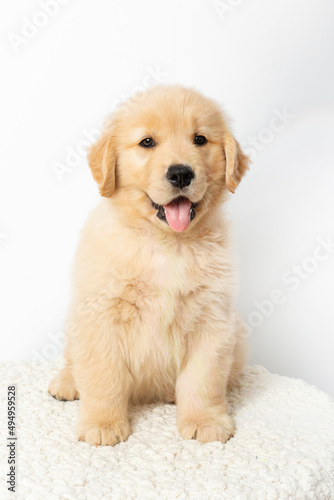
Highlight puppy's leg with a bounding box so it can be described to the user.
[48,345,79,401]
[228,315,249,390]
[176,317,235,444]
[48,365,79,401]
[73,318,132,447]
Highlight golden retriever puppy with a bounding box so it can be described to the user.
[48,85,250,446]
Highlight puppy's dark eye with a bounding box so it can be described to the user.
[139,137,155,148]
[194,135,207,146]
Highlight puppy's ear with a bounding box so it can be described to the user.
[223,132,250,193]
[88,131,116,197]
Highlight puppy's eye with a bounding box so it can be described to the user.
[194,135,207,146]
[139,137,155,148]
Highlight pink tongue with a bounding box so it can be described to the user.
[163,198,191,232]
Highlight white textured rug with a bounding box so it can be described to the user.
[1,359,334,500]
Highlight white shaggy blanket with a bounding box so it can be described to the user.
[1,359,334,500]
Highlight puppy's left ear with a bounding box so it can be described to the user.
[223,132,250,193]
[88,130,116,197]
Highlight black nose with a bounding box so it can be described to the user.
[166,165,195,189]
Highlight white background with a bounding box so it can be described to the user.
[1,0,333,396]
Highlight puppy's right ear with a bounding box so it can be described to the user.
[88,131,116,197]
[223,132,250,194]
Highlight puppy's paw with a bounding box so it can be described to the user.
[178,413,235,444]
[77,420,131,446]
[48,369,79,401]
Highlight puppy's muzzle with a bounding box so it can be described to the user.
[166,165,195,189]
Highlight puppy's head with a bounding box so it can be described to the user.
[88,85,250,233]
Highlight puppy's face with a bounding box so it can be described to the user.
[89,86,249,233]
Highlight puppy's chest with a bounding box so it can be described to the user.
[111,238,230,385]
[110,236,230,335]
[146,243,201,294]
[136,240,227,322]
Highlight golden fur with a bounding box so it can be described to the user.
[48,85,250,446]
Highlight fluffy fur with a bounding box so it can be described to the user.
[48,85,250,446]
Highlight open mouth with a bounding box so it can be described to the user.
[150,196,199,232]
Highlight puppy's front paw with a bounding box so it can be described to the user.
[178,413,235,444]
[77,420,131,446]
